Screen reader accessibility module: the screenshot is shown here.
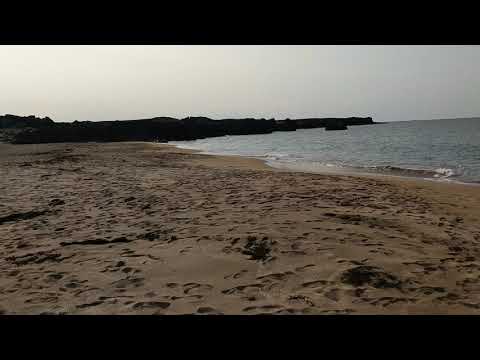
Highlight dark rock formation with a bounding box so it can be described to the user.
[325,120,348,131]
[275,118,297,131]
[0,114,54,129]
[294,117,373,129]
[4,114,375,144]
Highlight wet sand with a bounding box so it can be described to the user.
[1,141,479,314]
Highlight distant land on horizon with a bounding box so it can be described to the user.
[2,113,480,123]
[0,114,375,144]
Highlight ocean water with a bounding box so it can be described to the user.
[170,118,480,184]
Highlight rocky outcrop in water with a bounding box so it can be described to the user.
[3,114,375,144]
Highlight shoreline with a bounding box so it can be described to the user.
[161,141,480,226]
[165,141,480,188]
[160,141,480,225]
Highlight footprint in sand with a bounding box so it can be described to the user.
[273,308,305,315]
[295,264,316,273]
[45,273,64,283]
[166,282,180,289]
[132,301,171,310]
[183,282,213,295]
[369,297,416,307]
[179,246,193,254]
[112,276,145,289]
[195,306,223,315]
[242,304,283,313]
[224,270,248,280]
[256,271,294,282]
[301,280,331,289]
[323,288,340,302]
[222,283,263,296]
[76,300,104,309]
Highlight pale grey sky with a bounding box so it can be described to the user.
[1,45,479,122]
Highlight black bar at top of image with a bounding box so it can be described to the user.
[1,4,479,45]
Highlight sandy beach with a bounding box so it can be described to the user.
[1,141,479,315]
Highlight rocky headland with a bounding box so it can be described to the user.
[0,114,375,144]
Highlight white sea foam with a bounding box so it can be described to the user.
[264,152,290,160]
[434,168,457,178]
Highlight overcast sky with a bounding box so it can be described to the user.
[1,45,479,122]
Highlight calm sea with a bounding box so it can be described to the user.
[170,118,480,184]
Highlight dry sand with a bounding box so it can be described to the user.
[0,141,479,314]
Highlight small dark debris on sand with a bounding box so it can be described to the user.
[341,265,401,289]
[242,236,273,261]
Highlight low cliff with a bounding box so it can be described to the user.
[4,115,375,144]
[0,114,54,129]
[294,117,373,129]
